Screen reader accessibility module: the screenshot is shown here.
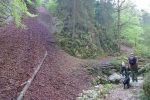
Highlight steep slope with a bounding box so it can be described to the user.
[0,16,92,100]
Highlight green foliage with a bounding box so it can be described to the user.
[139,64,150,100]
[11,0,36,27]
[0,0,11,26]
[87,64,100,76]
[86,63,111,85]
[109,55,128,71]
[98,84,116,98]
[142,73,150,99]
[120,4,143,46]
[139,89,150,100]
[91,75,109,86]
[46,0,57,13]
[57,33,101,58]
[94,0,119,52]
[54,0,149,56]
[110,60,121,71]
[89,66,110,85]
[117,55,128,61]
[34,0,44,7]
[134,44,150,58]
[141,11,150,47]
[0,0,37,27]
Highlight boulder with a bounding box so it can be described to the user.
[108,73,122,83]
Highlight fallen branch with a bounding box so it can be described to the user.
[17,51,48,100]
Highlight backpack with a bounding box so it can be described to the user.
[128,57,136,65]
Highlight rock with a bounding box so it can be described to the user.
[94,84,103,91]
[108,73,122,83]
[138,76,144,80]
[83,90,98,99]
[130,78,144,87]
[76,97,83,100]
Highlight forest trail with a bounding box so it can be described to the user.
[102,78,144,100]
[96,45,133,65]
[0,18,137,99]
[100,46,143,100]
[77,45,144,100]
[0,7,142,100]
[120,45,134,55]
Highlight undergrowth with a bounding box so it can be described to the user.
[98,84,117,99]
[134,44,150,58]
[139,66,150,100]
[56,33,104,58]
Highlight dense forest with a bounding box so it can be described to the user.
[0,0,150,100]
[1,0,150,58]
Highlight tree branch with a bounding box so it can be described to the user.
[119,0,125,8]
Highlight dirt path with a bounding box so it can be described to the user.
[78,45,142,100]
[96,45,133,66]
[97,56,115,65]
[102,79,143,100]
[103,85,136,100]
[120,45,133,55]
[100,46,143,100]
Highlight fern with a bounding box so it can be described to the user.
[11,0,37,27]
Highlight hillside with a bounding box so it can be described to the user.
[0,17,92,100]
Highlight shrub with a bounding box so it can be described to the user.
[134,45,150,58]
[139,89,150,100]
[143,73,150,98]
[57,33,101,58]
[91,75,109,85]
[109,60,121,71]
[98,84,116,98]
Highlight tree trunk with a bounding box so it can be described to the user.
[72,0,76,38]
[117,5,121,50]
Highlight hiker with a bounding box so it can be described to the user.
[120,61,127,76]
[128,53,138,82]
